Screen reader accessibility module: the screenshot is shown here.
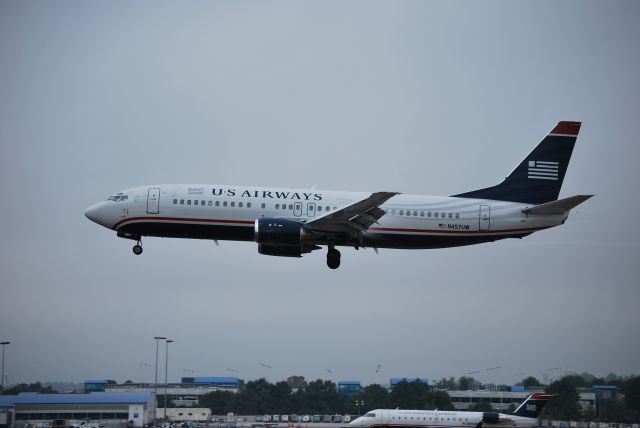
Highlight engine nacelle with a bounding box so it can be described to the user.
[254,218,305,247]
[482,412,500,425]
[258,244,303,258]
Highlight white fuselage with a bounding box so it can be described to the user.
[85,184,566,249]
[349,409,536,428]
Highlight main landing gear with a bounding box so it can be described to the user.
[132,241,143,255]
[326,245,341,269]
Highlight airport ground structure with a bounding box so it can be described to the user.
[103,378,240,408]
[2,377,636,428]
[101,381,594,414]
[0,392,154,428]
[1,391,638,428]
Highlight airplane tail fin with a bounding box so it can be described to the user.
[453,121,581,205]
[511,392,554,419]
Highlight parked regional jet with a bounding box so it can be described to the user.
[348,392,553,428]
[85,121,591,269]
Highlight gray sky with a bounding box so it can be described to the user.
[1,1,639,388]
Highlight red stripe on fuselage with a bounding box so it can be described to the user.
[369,225,549,234]
[113,216,254,230]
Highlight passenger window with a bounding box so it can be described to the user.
[413,210,417,216]
[399,210,403,216]
[239,202,243,208]
[276,204,280,209]
[456,213,460,219]
[333,206,337,210]
[427,211,431,217]
[420,211,424,216]
[288,204,293,210]
[247,202,251,208]
[173,199,177,204]
[215,201,220,206]
[201,200,205,205]
[180,199,184,205]
[223,201,227,207]
[441,212,445,218]
[208,201,212,206]
[318,206,323,212]
[448,213,452,218]
[391,209,396,215]
[283,205,287,210]
[194,200,199,206]
[434,212,438,217]
[230,201,235,207]
[187,200,192,205]
[261,203,265,208]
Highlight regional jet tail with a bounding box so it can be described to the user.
[85,121,592,269]
[349,392,554,428]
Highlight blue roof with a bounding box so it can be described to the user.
[14,392,152,405]
[338,381,361,385]
[0,395,16,407]
[192,377,238,384]
[593,385,618,390]
[85,380,109,384]
[390,377,429,385]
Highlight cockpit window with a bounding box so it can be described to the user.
[106,193,128,202]
[363,413,376,418]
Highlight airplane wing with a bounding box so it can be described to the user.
[522,194,593,215]
[305,191,399,234]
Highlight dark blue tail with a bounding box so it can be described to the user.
[454,122,581,205]
[511,392,554,418]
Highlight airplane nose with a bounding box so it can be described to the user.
[85,202,111,228]
[85,204,99,222]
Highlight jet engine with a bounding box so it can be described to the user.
[254,218,308,256]
[482,412,500,425]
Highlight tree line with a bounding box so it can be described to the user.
[196,378,455,416]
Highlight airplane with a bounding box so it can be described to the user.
[348,392,553,428]
[85,121,592,269]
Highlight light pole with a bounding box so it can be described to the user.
[164,339,174,423]
[355,400,365,415]
[1,341,9,391]
[153,336,166,427]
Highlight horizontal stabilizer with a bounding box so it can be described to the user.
[522,195,593,215]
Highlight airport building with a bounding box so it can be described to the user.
[337,381,362,396]
[155,408,210,423]
[448,389,597,412]
[448,390,541,411]
[105,377,240,407]
[390,378,429,386]
[1,396,14,428]
[3,392,154,428]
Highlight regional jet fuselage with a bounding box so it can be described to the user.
[348,392,553,428]
[85,121,591,269]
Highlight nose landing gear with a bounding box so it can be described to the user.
[132,241,143,255]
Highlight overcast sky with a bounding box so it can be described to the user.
[1,1,639,389]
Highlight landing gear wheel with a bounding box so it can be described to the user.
[327,248,341,269]
[132,243,143,255]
